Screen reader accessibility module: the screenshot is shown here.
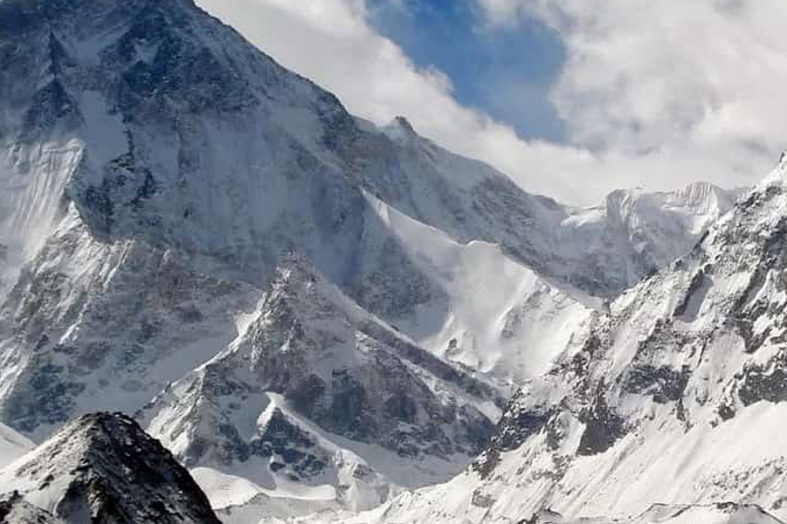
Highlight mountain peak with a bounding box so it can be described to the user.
[381,115,418,142]
[0,412,221,524]
[774,150,787,179]
[393,115,415,134]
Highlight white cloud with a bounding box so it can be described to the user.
[481,0,787,179]
[195,0,785,205]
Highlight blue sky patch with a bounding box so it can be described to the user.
[367,0,567,142]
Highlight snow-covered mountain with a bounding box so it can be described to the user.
[139,255,501,513]
[333,159,787,523]
[0,412,221,523]
[368,182,740,385]
[0,0,748,520]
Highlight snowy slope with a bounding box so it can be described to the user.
[362,192,595,385]
[497,503,784,524]
[338,157,787,524]
[0,422,32,469]
[322,502,784,524]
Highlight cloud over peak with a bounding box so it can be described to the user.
[197,0,785,204]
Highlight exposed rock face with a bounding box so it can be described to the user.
[0,224,260,437]
[0,413,221,524]
[140,257,500,510]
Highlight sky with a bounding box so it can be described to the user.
[196,0,787,206]
[365,0,566,141]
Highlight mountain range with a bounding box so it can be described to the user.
[0,0,777,522]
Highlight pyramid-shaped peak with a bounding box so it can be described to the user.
[393,115,416,134]
[1,413,220,524]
